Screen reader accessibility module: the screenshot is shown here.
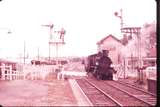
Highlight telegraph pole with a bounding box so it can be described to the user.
[24,41,26,65]
[37,47,39,61]
[121,27,143,84]
[115,9,144,84]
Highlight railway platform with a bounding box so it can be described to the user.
[0,78,91,106]
[0,62,157,106]
[0,76,157,106]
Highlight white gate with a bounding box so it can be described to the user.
[18,64,58,80]
[0,64,58,80]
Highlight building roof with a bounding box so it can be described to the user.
[97,34,122,45]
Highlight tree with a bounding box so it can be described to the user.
[120,22,156,58]
[141,22,156,56]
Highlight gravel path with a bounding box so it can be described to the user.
[0,80,78,106]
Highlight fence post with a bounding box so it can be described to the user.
[1,64,5,80]
[9,65,12,80]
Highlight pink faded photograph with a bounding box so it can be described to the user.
[0,0,157,106]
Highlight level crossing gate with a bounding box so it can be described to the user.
[0,64,60,80]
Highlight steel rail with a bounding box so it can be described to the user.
[117,80,156,96]
[104,81,154,106]
[83,78,123,106]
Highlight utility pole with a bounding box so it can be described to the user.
[115,9,144,84]
[37,47,39,61]
[24,41,26,65]
[42,23,54,61]
[121,27,143,84]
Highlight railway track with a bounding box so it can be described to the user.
[118,79,148,90]
[118,79,156,95]
[76,78,155,106]
[76,79,121,106]
[104,80,157,106]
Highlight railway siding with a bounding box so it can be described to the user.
[104,81,156,106]
[78,78,152,106]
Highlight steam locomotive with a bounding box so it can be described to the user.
[84,52,116,80]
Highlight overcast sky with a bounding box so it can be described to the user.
[0,0,156,58]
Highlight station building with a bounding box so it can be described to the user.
[97,34,124,65]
